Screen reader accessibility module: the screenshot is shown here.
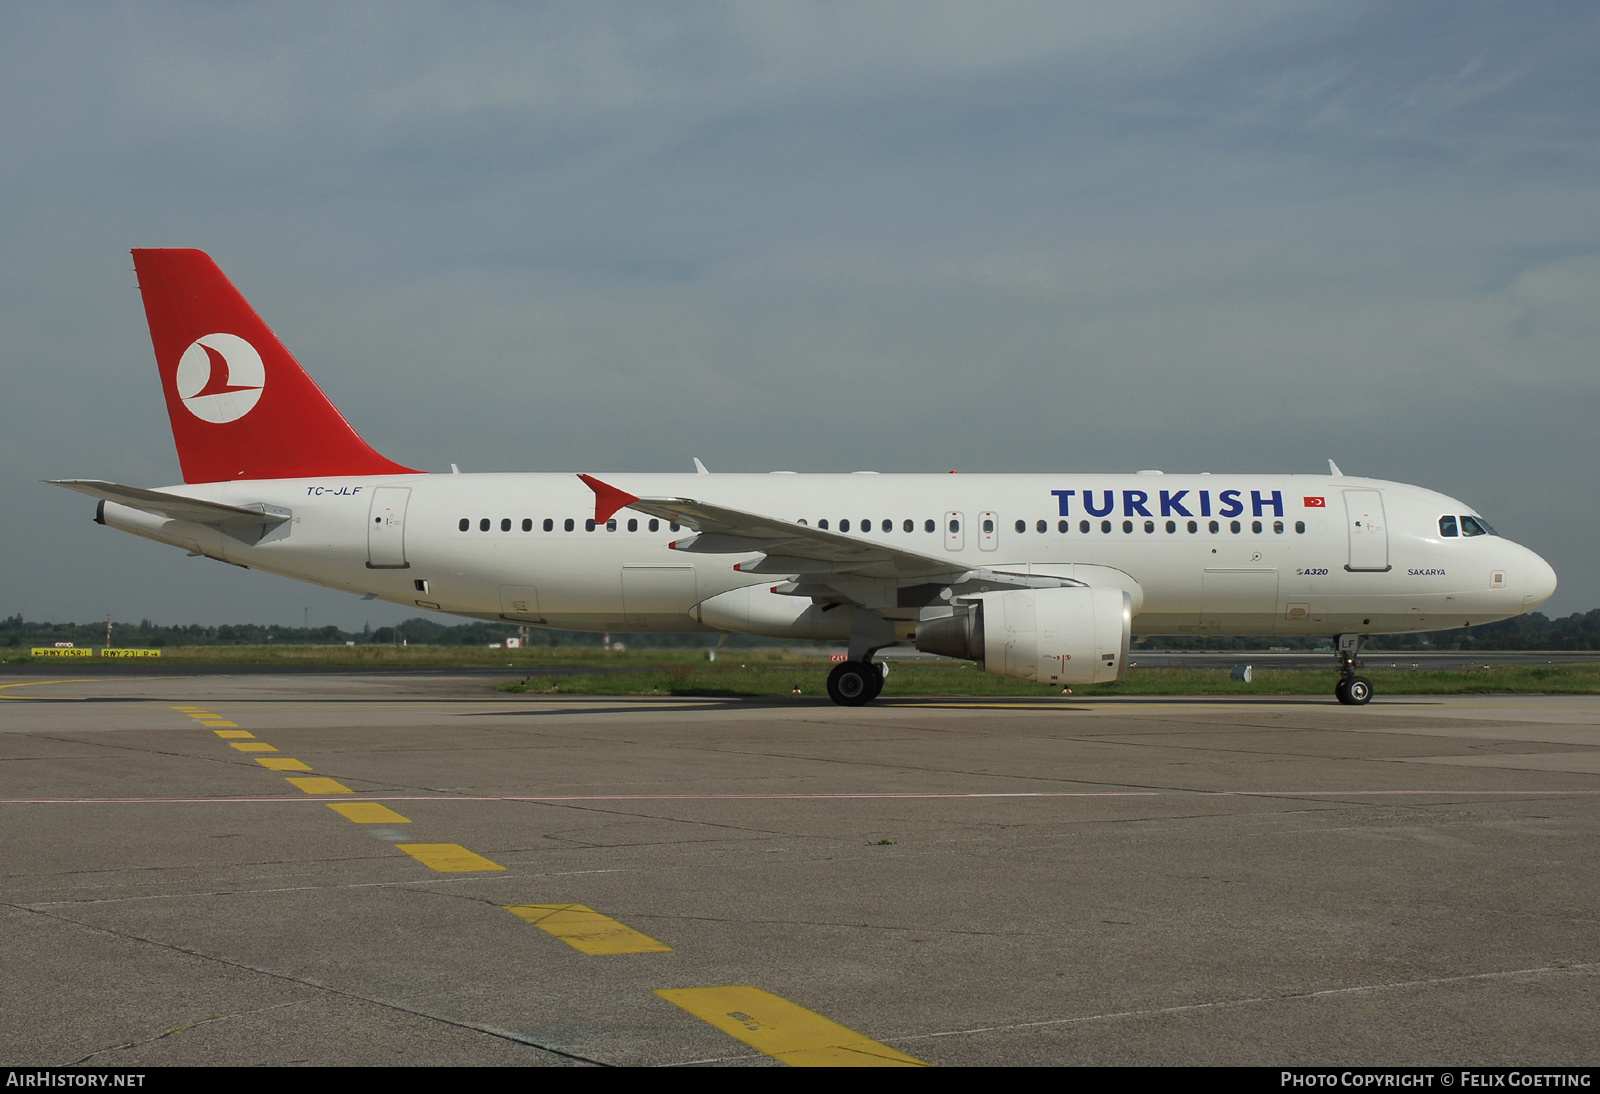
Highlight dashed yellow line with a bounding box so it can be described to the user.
[397,843,505,872]
[230,741,278,753]
[285,776,352,795]
[255,757,313,772]
[327,802,411,824]
[506,904,672,954]
[214,729,254,739]
[658,986,926,1066]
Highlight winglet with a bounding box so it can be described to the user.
[578,474,640,523]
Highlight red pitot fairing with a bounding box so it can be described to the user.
[131,249,416,483]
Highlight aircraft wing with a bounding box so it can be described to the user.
[49,480,291,528]
[579,474,958,580]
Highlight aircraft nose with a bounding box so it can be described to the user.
[1523,548,1558,610]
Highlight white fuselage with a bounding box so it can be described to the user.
[98,471,1557,640]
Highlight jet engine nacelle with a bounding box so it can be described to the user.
[915,586,1131,685]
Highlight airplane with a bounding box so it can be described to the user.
[52,249,1558,706]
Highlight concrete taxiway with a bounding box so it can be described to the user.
[2,673,1597,1066]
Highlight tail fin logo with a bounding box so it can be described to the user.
[175,333,265,423]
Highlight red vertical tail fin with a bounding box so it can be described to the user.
[131,249,417,483]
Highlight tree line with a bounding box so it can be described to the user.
[3,609,1599,652]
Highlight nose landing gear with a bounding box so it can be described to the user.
[1333,634,1373,705]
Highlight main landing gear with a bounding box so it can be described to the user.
[826,609,896,706]
[826,660,885,706]
[1333,633,1373,706]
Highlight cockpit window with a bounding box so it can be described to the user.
[1460,515,1492,537]
[1438,515,1459,538]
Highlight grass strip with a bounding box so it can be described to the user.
[496,660,1600,698]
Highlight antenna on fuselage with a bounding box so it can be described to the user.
[1328,459,1344,476]
[693,458,709,475]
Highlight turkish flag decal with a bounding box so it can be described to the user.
[1304,496,1326,508]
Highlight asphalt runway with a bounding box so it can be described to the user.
[2,673,1597,1067]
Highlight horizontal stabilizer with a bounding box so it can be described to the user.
[49,480,291,528]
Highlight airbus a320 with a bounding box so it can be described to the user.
[54,250,1558,705]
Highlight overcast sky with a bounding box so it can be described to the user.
[2,2,1596,630]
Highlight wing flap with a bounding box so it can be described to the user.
[50,479,291,528]
[621,492,957,578]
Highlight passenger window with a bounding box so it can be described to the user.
[1209,520,1219,533]
[585,519,596,532]
[1080,520,1090,534]
[501,518,511,532]
[1013,519,1025,534]
[1101,520,1112,533]
[458,518,469,532]
[670,523,680,532]
[1230,520,1241,533]
[881,519,892,533]
[1122,520,1133,534]
[479,518,490,532]
[627,518,638,532]
[1460,516,1489,537]
[1295,521,1305,534]
[840,519,851,532]
[983,519,995,533]
[1439,515,1459,538]
[1059,520,1069,533]
[543,518,554,532]
[564,518,574,532]
[649,519,659,532]
[606,519,617,532]
[861,518,871,532]
[1144,520,1155,534]
[1188,520,1198,533]
[1251,520,1262,534]
[1165,520,1176,533]
[1273,520,1284,534]
[925,519,936,533]
[904,519,913,533]
[949,519,960,533]
[522,518,532,532]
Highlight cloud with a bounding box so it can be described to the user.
[1,2,1597,625]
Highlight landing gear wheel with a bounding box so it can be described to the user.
[827,661,876,706]
[862,662,885,702]
[1335,676,1373,705]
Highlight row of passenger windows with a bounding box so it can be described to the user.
[458,515,1308,536]
[459,517,681,533]
[1016,518,1303,535]
[812,518,937,532]
[811,517,1305,535]
[1439,515,1495,538]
